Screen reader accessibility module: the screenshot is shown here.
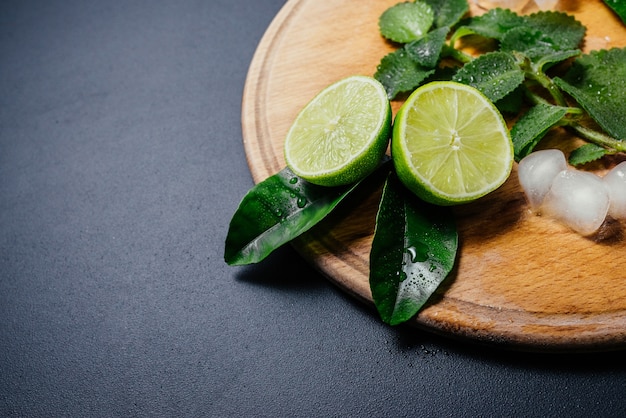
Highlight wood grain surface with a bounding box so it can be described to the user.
[241,0,626,351]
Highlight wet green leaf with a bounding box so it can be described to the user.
[225,167,358,265]
[511,103,569,161]
[379,1,434,44]
[554,47,626,140]
[375,49,436,99]
[452,51,524,102]
[423,0,469,29]
[369,173,458,326]
[568,143,610,166]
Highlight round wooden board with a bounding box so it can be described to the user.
[241,0,626,351]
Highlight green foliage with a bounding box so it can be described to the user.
[511,103,569,161]
[568,143,611,166]
[378,1,434,43]
[554,48,626,141]
[369,173,458,325]
[405,26,450,68]
[375,0,625,165]
[422,0,469,29]
[224,167,360,265]
[452,51,524,102]
[453,8,524,42]
[374,49,435,99]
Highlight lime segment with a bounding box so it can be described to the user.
[392,81,513,205]
[284,75,391,187]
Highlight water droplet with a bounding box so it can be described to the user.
[296,197,307,208]
[289,177,298,184]
[405,244,429,263]
[428,264,436,272]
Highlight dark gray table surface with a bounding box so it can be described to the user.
[2,0,626,416]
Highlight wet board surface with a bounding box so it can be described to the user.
[241,0,626,351]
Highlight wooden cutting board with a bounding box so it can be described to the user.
[241,0,626,351]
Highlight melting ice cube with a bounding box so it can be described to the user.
[603,161,626,220]
[518,149,568,212]
[541,170,610,236]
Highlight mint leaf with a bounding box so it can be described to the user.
[511,103,569,161]
[379,1,435,43]
[452,51,524,102]
[370,173,458,326]
[554,47,626,140]
[423,0,469,29]
[405,26,449,68]
[454,8,524,42]
[522,11,585,52]
[535,49,581,72]
[495,85,524,114]
[568,143,611,166]
[375,49,436,99]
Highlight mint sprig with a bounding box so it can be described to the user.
[375,1,626,165]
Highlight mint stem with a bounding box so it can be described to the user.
[526,70,568,107]
[441,45,473,64]
[566,123,626,152]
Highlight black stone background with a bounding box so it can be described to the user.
[1,0,625,416]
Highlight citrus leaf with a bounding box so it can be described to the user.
[405,26,450,68]
[224,167,359,265]
[554,47,626,140]
[375,49,436,99]
[511,103,569,161]
[603,0,626,25]
[370,173,458,326]
[452,51,524,102]
[423,0,469,29]
[568,143,610,166]
[379,1,435,44]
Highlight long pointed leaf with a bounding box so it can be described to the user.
[224,166,376,266]
[369,173,458,326]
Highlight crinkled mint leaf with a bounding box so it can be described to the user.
[454,8,524,42]
[501,27,555,62]
[452,51,524,102]
[405,26,449,68]
[379,1,435,44]
[375,49,436,99]
[423,0,469,29]
[535,49,581,72]
[554,47,626,140]
[511,103,569,161]
[522,10,586,52]
[603,0,626,25]
[495,84,524,115]
[568,143,611,166]
[369,173,458,326]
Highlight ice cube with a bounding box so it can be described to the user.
[603,161,626,220]
[541,170,610,236]
[518,149,568,212]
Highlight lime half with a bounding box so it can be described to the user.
[392,81,513,205]
[284,75,391,187]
